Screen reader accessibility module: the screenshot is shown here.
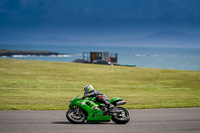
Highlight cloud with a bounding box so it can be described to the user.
[0,0,200,47]
[1,0,200,26]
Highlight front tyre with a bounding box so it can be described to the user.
[112,107,130,124]
[66,108,86,124]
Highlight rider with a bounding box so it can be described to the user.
[82,85,114,110]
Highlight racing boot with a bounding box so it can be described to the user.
[108,103,115,112]
[104,101,114,112]
[103,103,115,115]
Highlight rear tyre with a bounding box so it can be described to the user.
[66,108,86,124]
[111,107,130,124]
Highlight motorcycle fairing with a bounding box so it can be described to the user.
[74,99,111,122]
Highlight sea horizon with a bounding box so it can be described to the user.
[1,44,200,71]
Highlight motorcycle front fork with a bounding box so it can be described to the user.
[73,106,80,115]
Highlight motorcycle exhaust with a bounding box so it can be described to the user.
[115,101,126,106]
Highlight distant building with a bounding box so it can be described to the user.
[73,51,135,67]
[83,52,118,65]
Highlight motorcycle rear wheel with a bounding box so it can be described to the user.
[66,108,86,124]
[111,107,130,124]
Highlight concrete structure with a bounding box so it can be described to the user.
[83,52,118,64]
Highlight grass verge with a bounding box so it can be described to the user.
[0,58,200,110]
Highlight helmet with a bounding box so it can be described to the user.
[83,85,94,94]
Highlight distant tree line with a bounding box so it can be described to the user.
[0,49,59,56]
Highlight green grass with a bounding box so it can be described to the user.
[0,58,200,110]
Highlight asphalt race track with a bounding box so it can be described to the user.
[0,108,200,133]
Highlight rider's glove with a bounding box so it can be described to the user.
[85,94,90,97]
[82,94,90,99]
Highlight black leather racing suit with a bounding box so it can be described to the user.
[83,89,111,106]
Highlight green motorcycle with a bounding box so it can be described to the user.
[66,95,130,124]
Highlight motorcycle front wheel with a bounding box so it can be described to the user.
[66,108,86,124]
[111,107,130,124]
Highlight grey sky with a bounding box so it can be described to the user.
[0,0,200,47]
